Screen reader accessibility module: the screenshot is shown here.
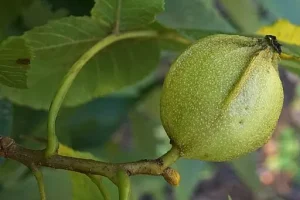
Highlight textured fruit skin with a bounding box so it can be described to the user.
[160,34,284,161]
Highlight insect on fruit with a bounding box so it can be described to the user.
[160,34,284,161]
[265,35,282,54]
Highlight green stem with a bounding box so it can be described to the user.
[46,30,159,157]
[160,145,181,167]
[160,32,193,46]
[116,170,131,200]
[31,165,46,200]
[280,53,300,62]
[119,145,180,176]
[88,175,110,200]
[114,0,122,34]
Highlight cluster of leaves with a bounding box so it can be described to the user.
[1,0,300,199]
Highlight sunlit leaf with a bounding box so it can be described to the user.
[256,19,300,45]
[58,143,99,160]
[256,19,300,75]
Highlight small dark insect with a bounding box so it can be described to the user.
[265,35,282,54]
[16,58,30,65]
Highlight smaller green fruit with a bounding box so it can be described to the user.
[160,34,284,161]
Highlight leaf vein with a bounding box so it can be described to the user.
[33,38,101,50]
[54,21,93,37]
[102,0,114,10]
[29,32,76,43]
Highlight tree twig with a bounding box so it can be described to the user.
[0,136,180,185]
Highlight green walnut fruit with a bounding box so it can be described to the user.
[160,34,284,161]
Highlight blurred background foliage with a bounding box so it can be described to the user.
[0,0,300,200]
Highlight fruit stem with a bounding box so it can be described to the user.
[159,145,181,168]
[280,53,300,62]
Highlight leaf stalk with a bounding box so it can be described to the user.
[46,30,159,157]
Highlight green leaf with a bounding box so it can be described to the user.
[177,29,222,41]
[71,173,116,200]
[0,169,72,200]
[230,153,262,192]
[131,176,165,200]
[0,99,13,137]
[219,0,261,32]
[0,0,33,38]
[47,0,94,16]
[96,108,169,199]
[0,98,13,164]
[256,19,300,47]
[173,159,210,200]
[21,0,69,29]
[61,94,137,149]
[8,91,138,150]
[58,144,118,200]
[0,160,28,186]
[281,60,300,78]
[0,16,160,109]
[258,0,300,24]
[0,37,31,88]
[98,109,170,162]
[157,0,234,32]
[58,143,99,159]
[91,0,164,31]
[57,94,136,148]
[279,43,300,74]
[256,19,300,73]
[148,22,191,52]
[130,111,165,159]
[136,87,162,120]
[10,104,47,145]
